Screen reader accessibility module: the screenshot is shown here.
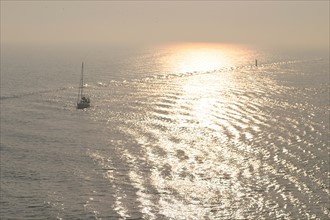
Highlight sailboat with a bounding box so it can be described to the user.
[77,62,90,109]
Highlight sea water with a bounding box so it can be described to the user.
[1,44,329,219]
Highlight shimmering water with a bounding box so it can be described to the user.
[1,44,329,219]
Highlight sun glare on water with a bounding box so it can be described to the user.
[159,43,244,127]
[162,43,241,74]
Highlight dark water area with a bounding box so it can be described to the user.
[1,44,329,219]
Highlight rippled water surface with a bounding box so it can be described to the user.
[1,44,329,219]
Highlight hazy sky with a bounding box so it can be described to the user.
[1,1,329,49]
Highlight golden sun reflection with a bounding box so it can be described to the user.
[155,42,246,130]
[180,75,226,129]
[162,43,242,74]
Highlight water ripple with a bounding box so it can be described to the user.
[84,61,330,219]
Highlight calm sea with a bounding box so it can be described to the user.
[1,44,329,219]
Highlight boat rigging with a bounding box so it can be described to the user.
[77,62,90,109]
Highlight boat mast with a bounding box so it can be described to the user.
[77,62,84,103]
[81,62,84,98]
